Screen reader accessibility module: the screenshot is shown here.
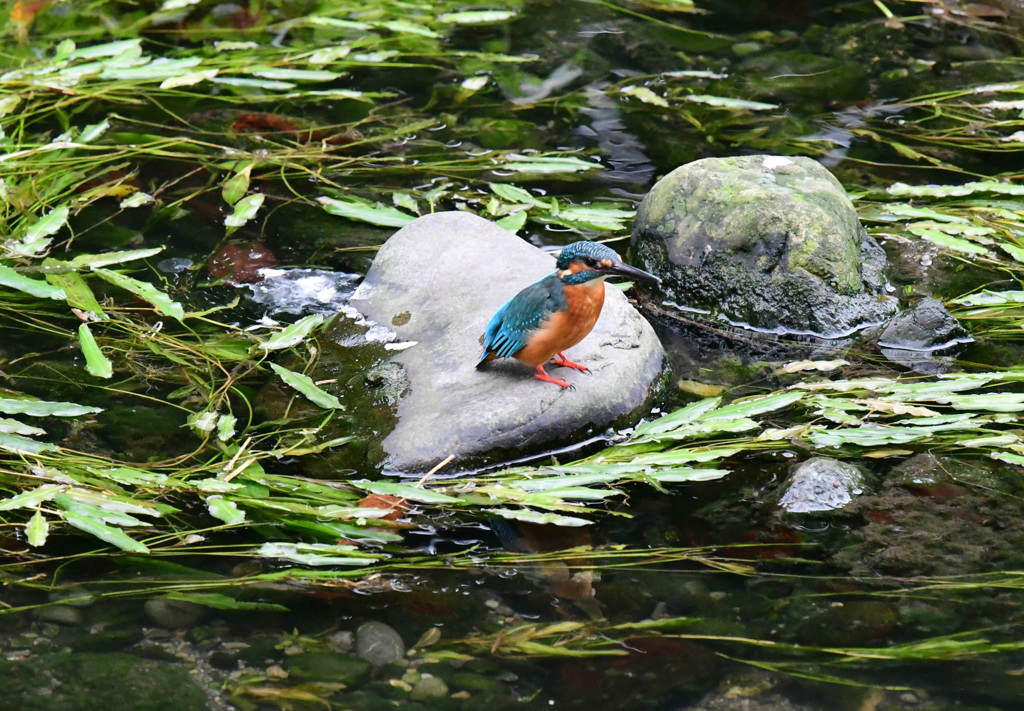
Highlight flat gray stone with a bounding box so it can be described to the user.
[350,211,665,473]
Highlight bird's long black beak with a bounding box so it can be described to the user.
[607,260,661,285]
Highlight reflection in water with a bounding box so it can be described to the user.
[489,519,602,618]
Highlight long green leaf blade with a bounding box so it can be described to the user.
[0,265,66,300]
[269,363,344,409]
[78,324,113,378]
[0,484,63,511]
[62,511,150,553]
[91,267,185,321]
[318,195,416,227]
[257,314,324,350]
[0,396,102,417]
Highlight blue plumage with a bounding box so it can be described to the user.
[476,239,660,387]
[555,241,618,271]
[478,273,567,364]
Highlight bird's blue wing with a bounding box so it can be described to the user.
[479,274,566,363]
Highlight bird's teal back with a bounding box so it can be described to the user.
[478,273,567,363]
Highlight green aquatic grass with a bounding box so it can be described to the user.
[1,3,1024,692]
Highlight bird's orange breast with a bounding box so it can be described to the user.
[513,281,606,367]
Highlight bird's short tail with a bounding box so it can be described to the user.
[476,351,496,369]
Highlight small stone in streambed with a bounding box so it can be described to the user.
[328,629,354,654]
[677,380,724,397]
[209,650,240,670]
[73,628,144,653]
[143,598,205,628]
[355,621,405,666]
[33,605,85,626]
[776,457,869,514]
[48,587,96,607]
[410,674,449,701]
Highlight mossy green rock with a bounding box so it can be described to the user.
[0,652,207,711]
[796,600,898,647]
[632,155,898,337]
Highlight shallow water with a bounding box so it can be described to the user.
[3,1,1024,710]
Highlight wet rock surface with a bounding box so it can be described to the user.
[875,296,972,374]
[286,651,372,685]
[877,297,969,351]
[351,211,666,473]
[632,155,898,337]
[835,453,1024,577]
[775,457,870,514]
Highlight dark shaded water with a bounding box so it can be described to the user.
[4,1,1024,710]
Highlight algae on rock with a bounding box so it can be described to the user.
[632,155,899,337]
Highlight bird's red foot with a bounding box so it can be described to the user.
[535,365,575,390]
[554,352,591,374]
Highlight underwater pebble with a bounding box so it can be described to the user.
[328,630,353,654]
[732,41,762,57]
[266,665,289,679]
[143,598,205,628]
[33,605,84,626]
[355,621,405,666]
[49,588,96,608]
[410,674,449,701]
[157,257,194,274]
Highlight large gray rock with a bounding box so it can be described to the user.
[350,212,665,473]
[632,155,899,337]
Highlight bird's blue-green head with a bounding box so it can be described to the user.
[555,241,661,286]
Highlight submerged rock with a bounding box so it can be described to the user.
[796,600,898,647]
[355,621,405,666]
[285,652,372,685]
[776,457,869,514]
[875,296,972,374]
[632,155,898,337]
[410,674,450,701]
[351,211,666,473]
[143,598,206,628]
[889,452,1013,495]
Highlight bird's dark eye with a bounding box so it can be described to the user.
[584,257,599,268]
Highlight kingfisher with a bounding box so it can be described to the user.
[477,241,660,389]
